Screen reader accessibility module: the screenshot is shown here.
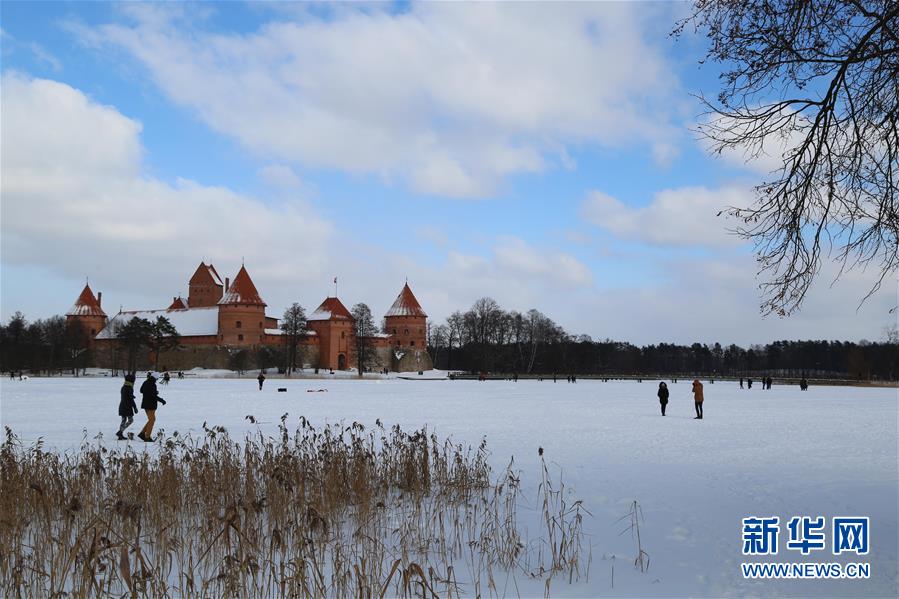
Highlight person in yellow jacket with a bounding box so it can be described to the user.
[692,379,704,419]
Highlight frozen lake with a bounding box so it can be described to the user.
[1,376,896,597]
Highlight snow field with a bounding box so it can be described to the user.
[1,377,896,597]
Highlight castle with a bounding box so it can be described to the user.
[66,262,431,372]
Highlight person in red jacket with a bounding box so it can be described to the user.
[692,379,704,419]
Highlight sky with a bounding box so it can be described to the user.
[1,1,895,346]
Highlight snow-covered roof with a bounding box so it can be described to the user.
[96,307,219,339]
[206,264,223,286]
[264,328,283,335]
[219,265,266,306]
[168,296,188,310]
[309,297,353,321]
[385,283,427,318]
[189,262,223,288]
[68,284,107,317]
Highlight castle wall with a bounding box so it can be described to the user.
[384,315,427,350]
[383,347,433,372]
[308,320,355,370]
[218,305,266,346]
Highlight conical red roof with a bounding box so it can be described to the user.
[309,297,354,321]
[385,283,427,318]
[168,296,188,310]
[68,284,107,317]
[219,266,266,306]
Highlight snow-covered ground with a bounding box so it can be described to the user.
[1,377,896,597]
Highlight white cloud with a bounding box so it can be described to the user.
[258,164,303,190]
[493,236,592,286]
[581,186,753,248]
[75,3,683,197]
[1,73,333,304]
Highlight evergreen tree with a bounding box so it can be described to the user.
[351,303,377,376]
[280,303,308,375]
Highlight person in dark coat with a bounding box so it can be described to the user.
[657,382,670,416]
[116,373,138,440]
[138,372,166,442]
[257,372,265,390]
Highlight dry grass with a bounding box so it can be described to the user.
[1,417,589,597]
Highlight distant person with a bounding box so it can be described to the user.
[767,376,773,389]
[162,371,171,385]
[692,379,704,419]
[257,372,266,390]
[739,377,744,389]
[747,378,753,389]
[116,373,138,440]
[799,377,808,391]
[138,372,166,442]
[657,382,670,416]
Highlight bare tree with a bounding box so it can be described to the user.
[677,0,899,315]
[280,303,308,375]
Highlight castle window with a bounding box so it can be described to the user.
[238,334,244,341]
[404,329,409,335]
[236,321,242,329]
[90,329,96,335]
[341,331,345,338]
[411,340,415,346]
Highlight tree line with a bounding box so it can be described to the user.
[426,298,899,380]
[2,303,896,380]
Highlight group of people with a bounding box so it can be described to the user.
[118,371,166,441]
[657,379,705,419]
[739,376,774,389]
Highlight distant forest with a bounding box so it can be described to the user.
[424,298,898,381]
[2,304,897,381]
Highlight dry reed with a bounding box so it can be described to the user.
[1,417,589,597]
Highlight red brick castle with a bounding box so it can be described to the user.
[66,262,431,372]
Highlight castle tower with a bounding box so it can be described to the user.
[66,283,108,346]
[217,265,266,346]
[384,283,427,349]
[307,297,355,370]
[188,262,224,308]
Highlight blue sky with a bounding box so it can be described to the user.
[1,2,893,345]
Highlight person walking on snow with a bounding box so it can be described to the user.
[257,372,265,390]
[138,372,166,442]
[116,373,138,440]
[657,382,670,416]
[692,379,704,419]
